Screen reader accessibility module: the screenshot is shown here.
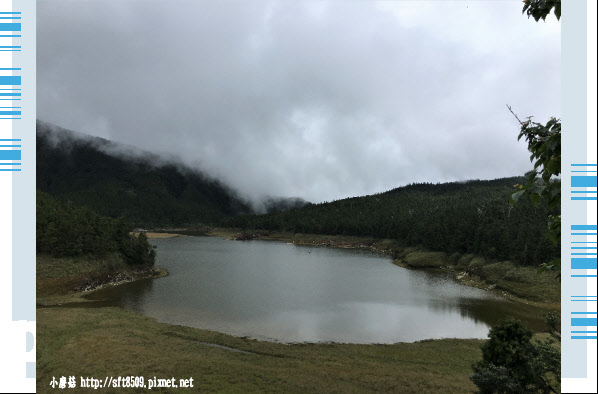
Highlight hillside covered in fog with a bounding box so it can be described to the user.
[36,121,308,227]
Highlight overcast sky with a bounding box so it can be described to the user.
[37,0,561,204]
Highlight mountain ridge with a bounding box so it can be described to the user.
[36,121,308,226]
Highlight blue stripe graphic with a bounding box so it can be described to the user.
[571,318,598,326]
[0,111,21,115]
[0,76,21,85]
[571,225,598,230]
[0,150,21,160]
[0,23,20,31]
[572,176,598,187]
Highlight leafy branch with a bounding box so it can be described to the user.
[507,105,561,271]
[523,0,561,22]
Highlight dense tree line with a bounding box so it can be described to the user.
[222,178,559,266]
[35,122,559,266]
[37,190,156,265]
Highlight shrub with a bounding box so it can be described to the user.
[457,253,476,269]
[404,251,447,268]
[470,318,560,393]
[447,252,462,266]
[466,257,487,277]
[120,232,157,266]
[37,190,156,266]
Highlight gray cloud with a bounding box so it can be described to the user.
[37,0,561,203]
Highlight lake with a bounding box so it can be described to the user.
[87,236,546,343]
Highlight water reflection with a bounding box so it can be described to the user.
[426,297,546,332]
[86,237,547,343]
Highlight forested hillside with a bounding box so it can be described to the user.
[37,121,310,227]
[222,178,559,266]
[36,121,559,266]
[36,121,253,227]
[37,190,155,265]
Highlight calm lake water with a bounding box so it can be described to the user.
[87,236,546,343]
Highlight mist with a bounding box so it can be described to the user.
[37,0,561,204]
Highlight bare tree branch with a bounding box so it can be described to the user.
[506,104,524,125]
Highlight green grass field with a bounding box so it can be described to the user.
[37,305,484,393]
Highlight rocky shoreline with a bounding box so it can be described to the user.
[76,266,168,293]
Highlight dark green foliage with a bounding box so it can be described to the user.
[470,364,525,394]
[523,0,560,22]
[36,121,252,227]
[478,320,534,371]
[222,178,559,266]
[510,1,561,270]
[509,110,561,253]
[470,318,560,393]
[37,191,155,265]
[262,197,310,214]
[119,232,157,266]
[510,116,561,211]
[543,312,560,342]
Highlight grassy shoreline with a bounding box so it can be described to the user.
[37,253,486,393]
[37,232,559,392]
[37,304,485,393]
